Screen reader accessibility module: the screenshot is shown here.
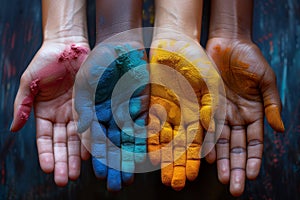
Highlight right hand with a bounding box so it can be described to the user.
[11,37,90,186]
[148,32,222,191]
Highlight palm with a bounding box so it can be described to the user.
[206,38,284,196]
[210,39,266,126]
[32,43,83,123]
[74,42,148,191]
[12,41,90,186]
[148,36,220,191]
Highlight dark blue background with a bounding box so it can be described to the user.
[0,0,299,199]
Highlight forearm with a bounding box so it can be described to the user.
[209,0,253,40]
[42,0,88,41]
[96,0,143,43]
[154,0,203,42]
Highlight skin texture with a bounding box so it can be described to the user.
[148,0,219,191]
[75,42,148,192]
[206,0,285,196]
[74,0,147,191]
[149,40,215,191]
[11,0,90,186]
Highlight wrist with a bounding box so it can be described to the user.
[42,0,88,41]
[153,25,200,43]
[95,0,143,43]
[43,35,89,45]
[209,0,253,41]
[96,21,143,44]
[153,0,203,42]
[208,26,252,41]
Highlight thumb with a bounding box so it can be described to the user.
[73,73,94,133]
[260,67,285,132]
[10,73,37,132]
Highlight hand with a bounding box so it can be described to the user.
[11,38,90,186]
[148,33,220,191]
[206,37,285,196]
[74,41,148,191]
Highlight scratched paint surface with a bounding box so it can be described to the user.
[0,0,299,199]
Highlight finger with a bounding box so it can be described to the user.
[80,127,91,160]
[230,126,246,197]
[172,126,186,191]
[260,67,284,132]
[246,119,263,180]
[36,118,54,173]
[121,122,135,185]
[147,114,161,165]
[81,143,90,160]
[91,122,107,179]
[216,124,230,184]
[11,73,36,132]
[200,93,215,132]
[204,131,216,164]
[53,123,68,186]
[107,120,122,191]
[160,122,173,186]
[186,122,202,181]
[134,117,147,164]
[67,121,81,180]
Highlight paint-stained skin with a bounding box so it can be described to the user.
[1,0,300,199]
[88,44,149,191]
[148,39,217,191]
[10,44,89,132]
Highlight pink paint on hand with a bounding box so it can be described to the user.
[58,44,88,62]
[11,44,88,132]
[11,79,39,132]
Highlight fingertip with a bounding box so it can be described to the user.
[161,163,173,186]
[10,115,28,132]
[230,184,245,197]
[68,160,81,181]
[122,172,134,185]
[92,157,107,179]
[217,160,230,184]
[246,159,261,180]
[229,171,245,197]
[265,106,285,132]
[205,149,216,164]
[107,168,122,192]
[171,166,186,191]
[186,160,200,181]
[54,164,68,187]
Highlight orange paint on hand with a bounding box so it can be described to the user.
[148,40,214,190]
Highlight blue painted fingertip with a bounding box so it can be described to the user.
[92,156,107,179]
[107,168,122,191]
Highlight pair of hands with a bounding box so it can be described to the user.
[11,30,283,196]
[148,34,284,196]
